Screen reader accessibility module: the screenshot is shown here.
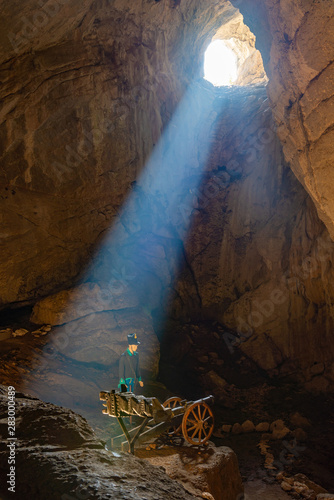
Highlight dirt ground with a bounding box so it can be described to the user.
[243,480,291,499]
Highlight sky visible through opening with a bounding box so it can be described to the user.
[204,39,238,86]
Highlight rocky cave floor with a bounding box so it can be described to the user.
[0,308,334,499]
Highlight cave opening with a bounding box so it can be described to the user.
[202,12,268,88]
[204,39,238,86]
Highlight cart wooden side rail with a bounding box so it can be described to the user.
[99,390,214,454]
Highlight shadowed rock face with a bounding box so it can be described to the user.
[1,1,334,390]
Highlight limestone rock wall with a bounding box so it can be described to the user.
[179,87,334,390]
[31,282,160,378]
[238,0,334,239]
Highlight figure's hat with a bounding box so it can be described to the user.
[127,333,140,345]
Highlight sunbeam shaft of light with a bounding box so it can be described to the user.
[84,81,222,306]
[26,80,227,402]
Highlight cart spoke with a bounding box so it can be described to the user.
[203,415,212,423]
[163,397,183,436]
[191,409,200,422]
[190,426,200,438]
[202,426,209,437]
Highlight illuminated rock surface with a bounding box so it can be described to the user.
[137,442,244,500]
[256,0,334,240]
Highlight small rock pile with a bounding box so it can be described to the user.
[276,472,334,500]
[219,415,308,442]
[218,412,334,498]
[0,325,52,339]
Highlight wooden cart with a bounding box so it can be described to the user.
[99,390,214,454]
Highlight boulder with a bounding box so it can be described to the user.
[281,481,293,492]
[49,309,160,377]
[0,328,13,340]
[255,422,270,432]
[241,420,255,433]
[272,426,291,440]
[293,481,310,495]
[198,355,209,363]
[305,376,330,393]
[232,423,242,435]
[310,362,325,376]
[31,282,139,326]
[270,419,285,432]
[13,328,29,337]
[204,371,228,392]
[290,412,311,429]
[293,428,308,442]
[138,442,244,500]
[270,419,291,439]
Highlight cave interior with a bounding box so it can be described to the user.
[0,0,334,499]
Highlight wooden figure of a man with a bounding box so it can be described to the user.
[118,333,144,392]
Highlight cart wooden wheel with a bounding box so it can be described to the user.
[163,397,183,435]
[181,401,214,445]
